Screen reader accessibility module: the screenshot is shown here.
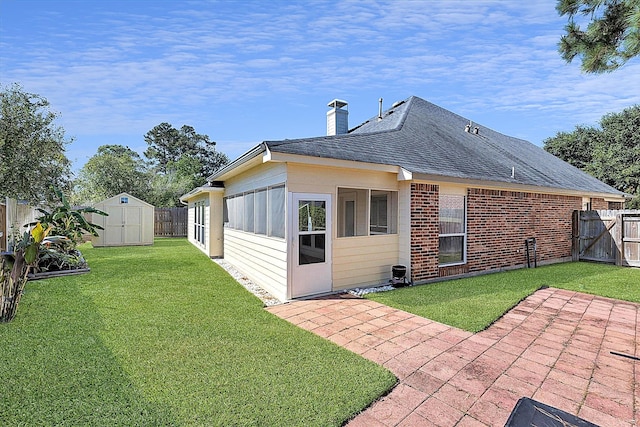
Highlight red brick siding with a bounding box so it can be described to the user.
[465,189,581,273]
[410,183,439,281]
[590,198,608,210]
[409,185,582,282]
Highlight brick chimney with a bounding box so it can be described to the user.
[327,99,348,135]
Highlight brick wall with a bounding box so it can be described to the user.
[409,184,582,282]
[590,197,609,210]
[465,189,581,274]
[410,183,439,281]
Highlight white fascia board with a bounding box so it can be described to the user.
[398,167,413,181]
[179,186,225,204]
[266,151,402,174]
[412,173,627,200]
[263,145,272,163]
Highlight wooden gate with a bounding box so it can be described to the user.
[572,210,640,267]
[154,207,188,237]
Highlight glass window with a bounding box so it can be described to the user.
[439,194,466,265]
[222,184,286,240]
[193,201,206,245]
[370,190,397,235]
[338,188,367,237]
[298,200,326,232]
[234,194,244,231]
[268,185,285,238]
[298,200,326,265]
[338,188,397,237]
[223,196,230,225]
[255,188,267,235]
[244,191,254,233]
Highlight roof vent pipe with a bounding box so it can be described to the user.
[378,97,383,121]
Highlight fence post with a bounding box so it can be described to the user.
[614,213,623,266]
[571,210,580,261]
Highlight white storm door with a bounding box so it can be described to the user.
[291,193,332,298]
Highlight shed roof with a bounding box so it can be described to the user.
[93,192,155,208]
[213,96,625,197]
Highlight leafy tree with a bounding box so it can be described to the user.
[143,122,182,174]
[542,125,599,170]
[544,105,640,208]
[0,83,72,203]
[143,123,228,178]
[148,155,205,207]
[72,144,150,204]
[557,0,640,73]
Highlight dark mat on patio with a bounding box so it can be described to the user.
[505,397,598,427]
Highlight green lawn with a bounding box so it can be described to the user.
[367,262,640,333]
[0,239,395,426]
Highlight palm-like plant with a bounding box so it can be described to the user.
[1,223,50,322]
[35,187,107,247]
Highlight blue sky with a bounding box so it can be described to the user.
[2,0,639,173]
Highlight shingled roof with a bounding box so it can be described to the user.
[262,96,623,196]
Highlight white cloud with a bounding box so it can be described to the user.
[1,0,638,167]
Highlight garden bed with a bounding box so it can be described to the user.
[28,268,90,281]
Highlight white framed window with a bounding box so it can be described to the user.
[337,187,397,237]
[244,191,254,233]
[370,190,397,234]
[223,184,286,239]
[255,188,267,235]
[439,194,466,265]
[338,188,366,237]
[194,201,206,245]
[268,185,285,238]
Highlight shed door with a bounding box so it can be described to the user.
[123,207,142,244]
[290,193,332,298]
[105,207,125,245]
[104,207,143,245]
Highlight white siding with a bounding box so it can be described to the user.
[288,163,401,291]
[333,234,399,290]
[222,162,288,301]
[224,229,288,301]
[225,162,287,196]
[187,200,194,242]
[187,195,208,256]
[287,164,398,194]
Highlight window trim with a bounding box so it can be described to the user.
[337,187,398,238]
[194,201,206,246]
[223,184,286,240]
[438,194,467,266]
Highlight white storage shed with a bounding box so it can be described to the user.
[91,193,154,247]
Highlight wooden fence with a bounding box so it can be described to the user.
[572,210,640,267]
[0,203,6,251]
[154,207,188,237]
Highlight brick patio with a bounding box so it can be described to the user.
[266,288,639,427]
